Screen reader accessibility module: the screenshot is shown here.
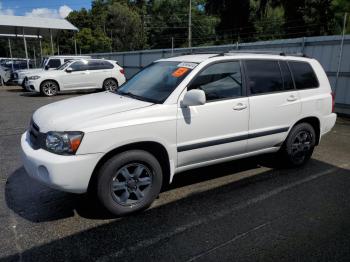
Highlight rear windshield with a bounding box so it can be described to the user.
[117,61,196,103]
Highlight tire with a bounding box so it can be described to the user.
[102,78,118,91]
[97,150,163,216]
[40,80,59,96]
[279,122,316,167]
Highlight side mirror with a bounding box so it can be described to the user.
[182,89,206,107]
[66,67,73,73]
[44,65,49,70]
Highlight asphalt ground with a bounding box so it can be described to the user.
[0,86,350,262]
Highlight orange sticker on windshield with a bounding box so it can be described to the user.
[172,67,189,77]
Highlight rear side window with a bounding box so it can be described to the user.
[88,61,102,70]
[189,61,242,101]
[288,61,319,89]
[101,61,114,69]
[47,59,61,68]
[279,61,295,90]
[245,60,283,95]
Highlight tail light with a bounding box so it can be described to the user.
[119,69,125,75]
[331,92,335,113]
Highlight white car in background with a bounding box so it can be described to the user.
[25,59,126,96]
[13,55,91,87]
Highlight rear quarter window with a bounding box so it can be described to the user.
[288,61,319,89]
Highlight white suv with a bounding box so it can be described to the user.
[21,53,337,216]
[25,59,126,96]
[13,55,91,87]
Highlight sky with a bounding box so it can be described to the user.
[0,0,91,19]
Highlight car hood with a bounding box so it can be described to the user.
[32,92,153,132]
[26,70,61,78]
[18,68,44,76]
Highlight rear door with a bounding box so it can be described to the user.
[87,60,113,88]
[245,59,301,152]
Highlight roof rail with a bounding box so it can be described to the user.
[227,50,286,55]
[173,50,308,58]
[227,50,308,57]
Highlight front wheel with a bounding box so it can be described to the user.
[279,123,316,167]
[97,150,163,216]
[40,80,59,96]
[102,78,118,91]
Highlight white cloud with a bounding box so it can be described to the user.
[59,5,72,18]
[25,5,72,19]
[0,1,15,16]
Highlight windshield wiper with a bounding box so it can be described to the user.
[116,91,160,104]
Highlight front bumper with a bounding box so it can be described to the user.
[25,80,40,92]
[21,132,103,193]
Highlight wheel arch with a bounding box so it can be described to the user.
[103,77,119,88]
[88,141,171,194]
[291,116,321,145]
[40,79,60,91]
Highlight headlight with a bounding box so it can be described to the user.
[28,75,40,80]
[45,131,84,155]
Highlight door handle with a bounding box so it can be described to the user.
[287,95,298,102]
[233,103,247,111]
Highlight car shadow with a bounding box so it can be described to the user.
[4,153,307,223]
[3,159,348,262]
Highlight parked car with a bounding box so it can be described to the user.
[0,59,33,84]
[24,59,126,96]
[12,55,91,87]
[21,52,336,216]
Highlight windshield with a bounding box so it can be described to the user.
[117,61,196,103]
[40,58,48,68]
[56,60,73,70]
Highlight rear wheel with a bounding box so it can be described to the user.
[103,78,118,91]
[40,80,59,96]
[97,150,163,216]
[280,123,316,167]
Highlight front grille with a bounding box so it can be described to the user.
[29,120,44,150]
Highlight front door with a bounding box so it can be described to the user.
[60,60,91,89]
[177,61,249,168]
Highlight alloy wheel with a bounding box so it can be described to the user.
[42,81,58,96]
[110,163,153,206]
[104,79,118,91]
[290,130,313,164]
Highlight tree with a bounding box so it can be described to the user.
[106,2,146,51]
[332,0,350,33]
[206,0,254,43]
[256,0,336,38]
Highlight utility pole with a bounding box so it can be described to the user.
[171,37,174,56]
[188,0,192,48]
[334,12,348,95]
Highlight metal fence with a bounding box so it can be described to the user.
[90,35,350,114]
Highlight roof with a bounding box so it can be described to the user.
[157,52,312,64]
[158,54,218,63]
[0,15,78,36]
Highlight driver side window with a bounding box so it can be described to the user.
[188,61,242,101]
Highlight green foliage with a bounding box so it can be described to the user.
[106,2,145,51]
[0,0,348,57]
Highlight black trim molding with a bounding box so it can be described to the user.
[177,127,289,152]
